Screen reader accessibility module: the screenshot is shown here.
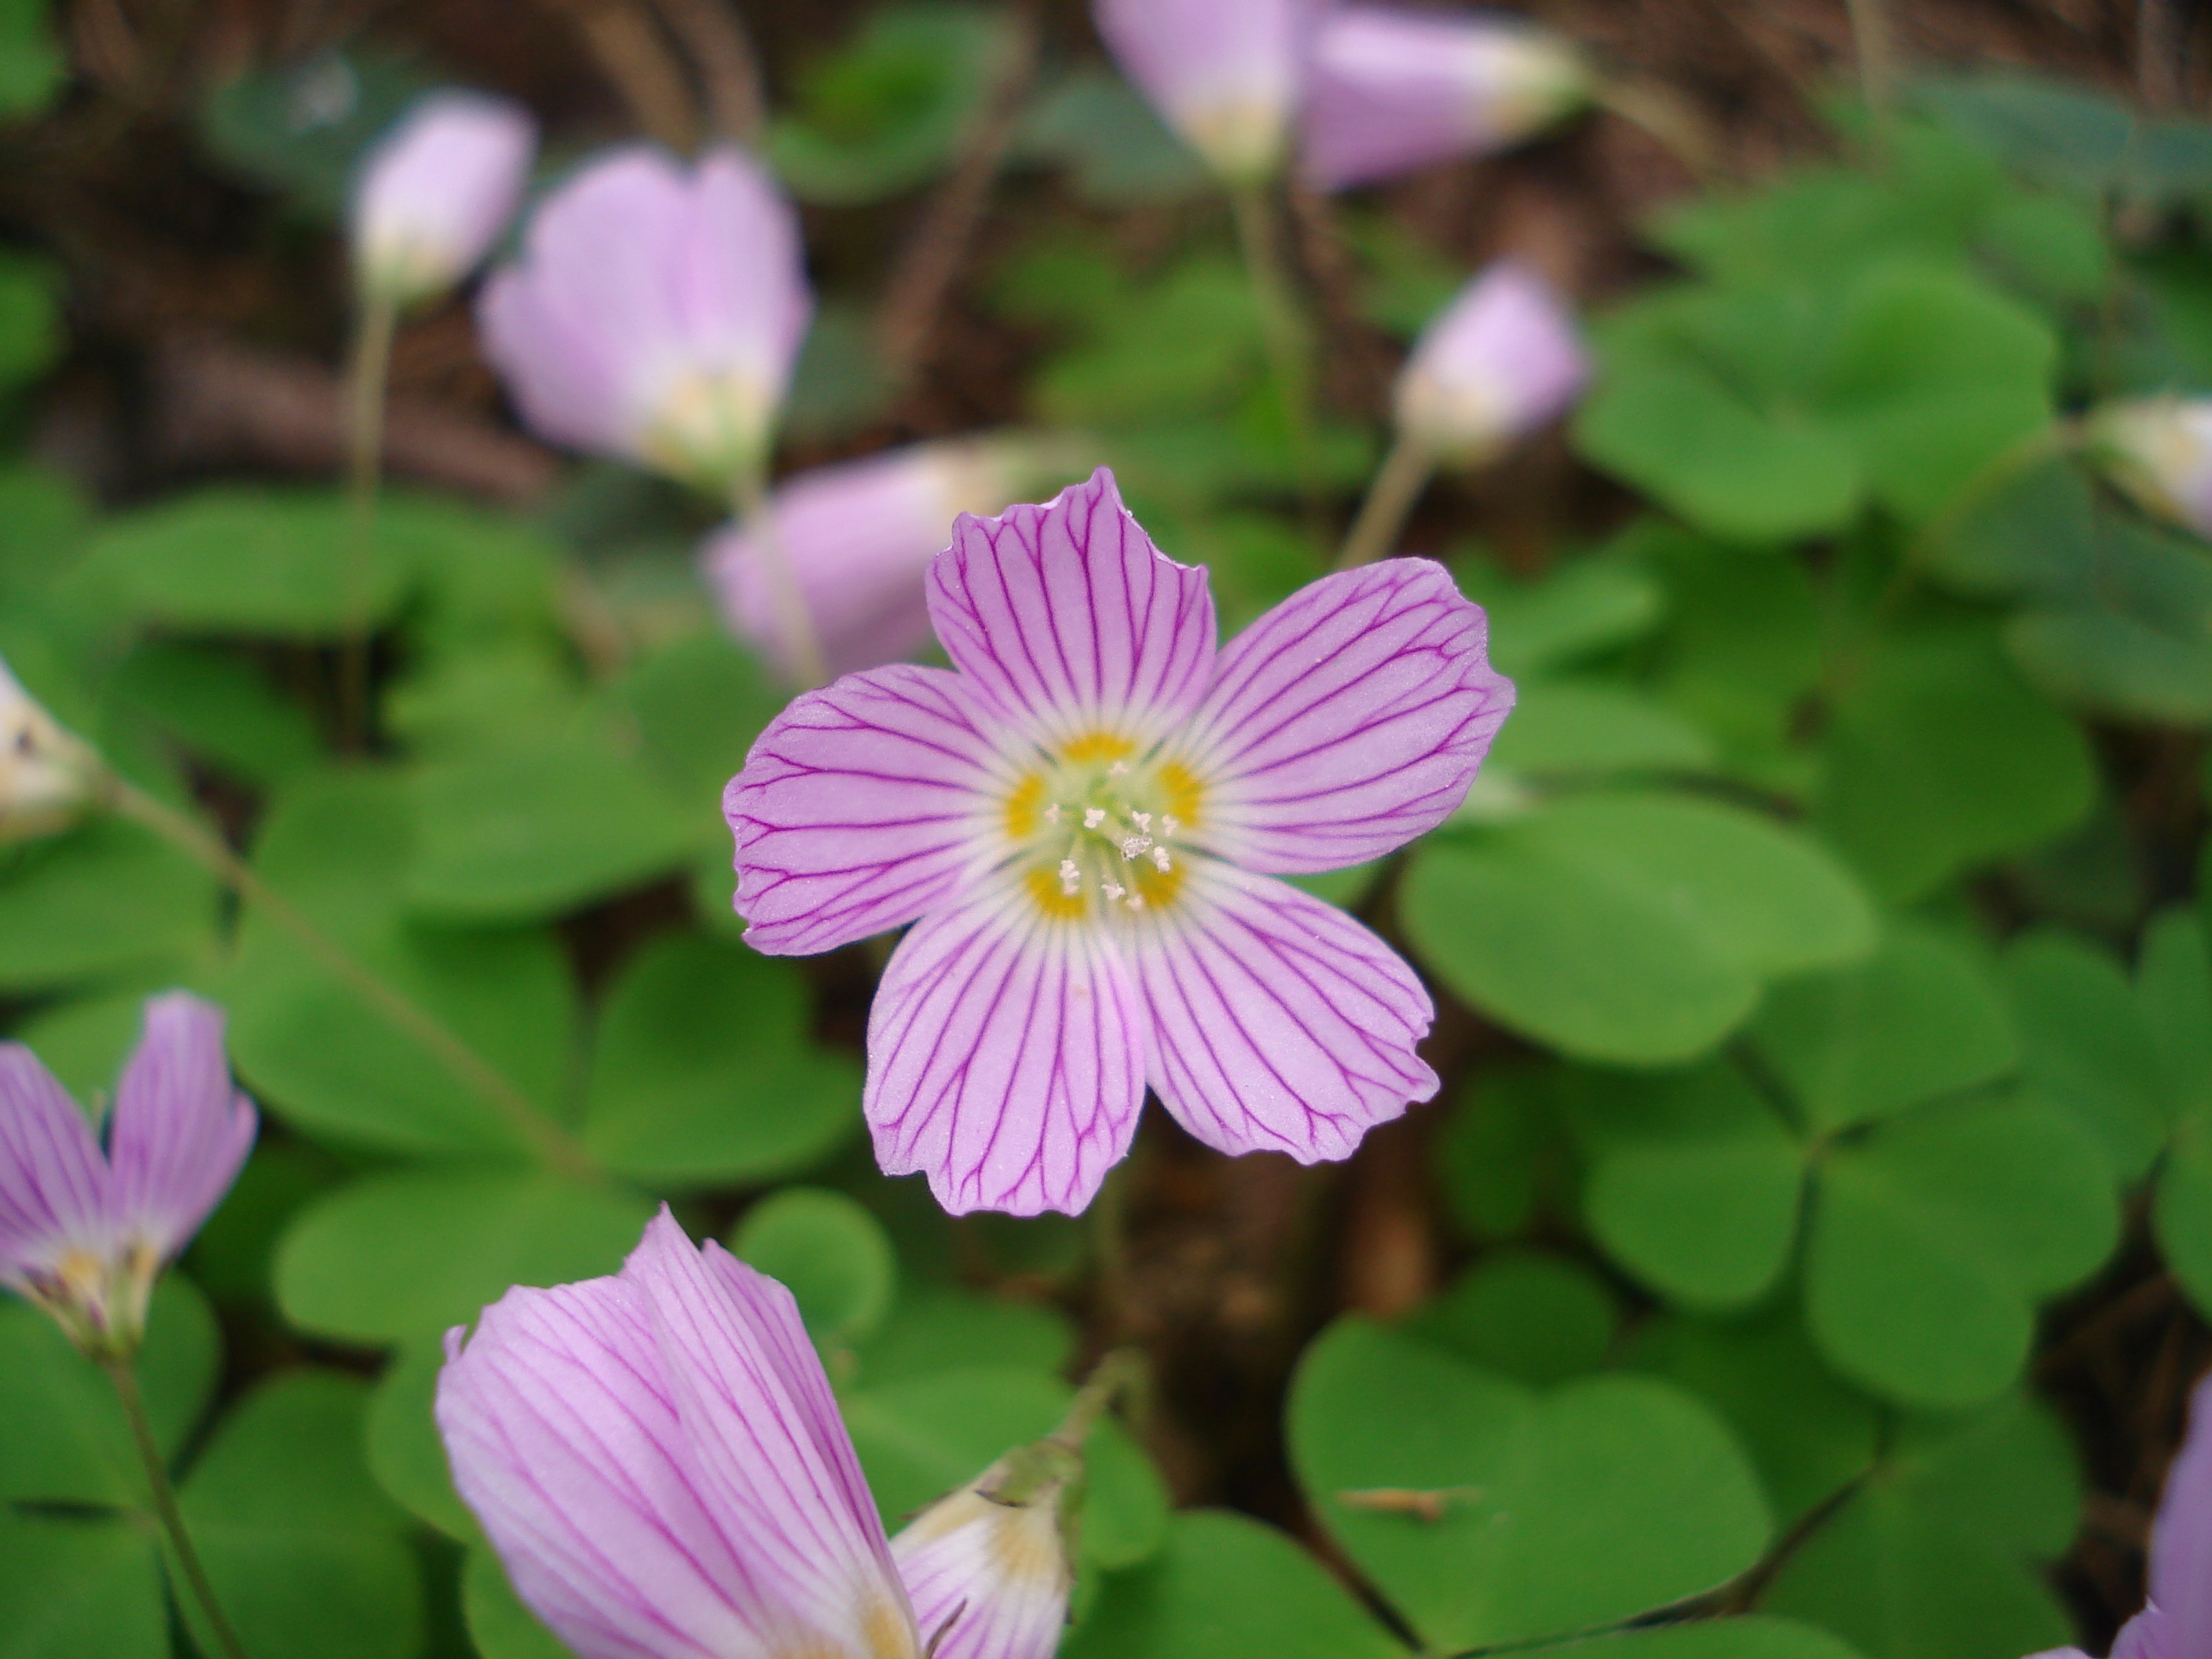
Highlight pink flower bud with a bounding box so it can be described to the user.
[1302,6,1591,191]
[0,652,93,843]
[478,145,813,498]
[701,438,1075,680]
[351,91,537,307]
[2091,396,2212,540]
[1093,0,1306,183]
[1395,261,1588,463]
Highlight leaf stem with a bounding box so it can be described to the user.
[104,1355,251,1659]
[339,291,398,748]
[733,467,830,690]
[1335,433,1435,570]
[102,775,597,1180]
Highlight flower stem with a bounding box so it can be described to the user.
[104,1355,250,1659]
[1844,0,1893,134]
[1227,181,1324,516]
[1335,433,1435,570]
[103,775,597,1180]
[339,291,398,748]
[1052,1348,1145,1451]
[733,468,830,690]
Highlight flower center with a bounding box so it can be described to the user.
[1004,733,1203,921]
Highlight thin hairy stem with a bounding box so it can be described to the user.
[1228,181,1324,515]
[106,1357,251,1659]
[1335,434,1435,569]
[733,468,830,690]
[339,291,397,747]
[1053,1348,1146,1449]
[1844,0,1894,134]
[104,777,596,1178]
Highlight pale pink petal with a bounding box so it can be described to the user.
[107,992,256,1263]
[2152,1371,2212,1654]
[1093,0,1304,178]
[866,883,1147,1217]
[1130,864,1436,1161]
[352,90,536,299]
[438,1272,775,1659]
[926,468,1216,746]
[892,1467,1071,1659]
[0,1044,109,1282]
[1188,558,1510,873]
[727,665,1005,955]
[678,150,812,410]
[624,1213,917,1656]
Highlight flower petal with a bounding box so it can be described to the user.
[1189,558,1511,873]
[727,664,1002,955]
[107,992,256,1263]
[2152,1370,2212,1653]
[438,1270,772,1659]
[0,1043,109,1280]
[892,1459,1072,1659]
[866,884,1146,1216]
[1130,864,1437,1161]
[624,1212,918,1658]
[927,468,1216,746]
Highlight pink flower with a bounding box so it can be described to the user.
[438,1209,1074,1659]
[724,468,1512,1215]
[1396,260,1588,463]
[1093,0,1307,182]
[0,992,256,1355]
[701,438,1075,681]
[2091,396,2212,541]
[478,145,812,496]
[1302,6,1590,191]
[2030,1368,2212,1659]
[351,90,537,306]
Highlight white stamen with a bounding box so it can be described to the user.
[1131,812,1152,831]
[1150,846,1172,872]
[1058,858,1080,895]
[1043,803,1062,824]
[1082,807,1105,830]
[1108,760,1130,776]
[1159,815,1180,837]
[1119,834,1152,860]
[1101,881,1125,901]
[1126,892,1146,910]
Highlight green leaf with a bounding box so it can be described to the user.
[0,1513,165,1659]
[224,770,580,1156]
[731,1187,898,1349]
[405,725,705,920]
[1760,1394,2076,1659]
[2138,908,2212,1115]
[770,4,1010,204]
[1628,1309,1880,1528]
[1750,922,2018,1133]
[1573,1061,1804,1309]
[0,0,64,119]
[366,1338,474,1540]
[464,1546,578,1659]
[1062,1510,1408,1659]
[1437,1064,1583,1240]
[1403,1250,1621,1385]
[853,1287,1076,1387]
[581,933,859,1188]
[1016,69,1210,207]
[1489,680,1718,778]
[1404,791,1873,1064]
[75,488,416,634]
[2001,928,2170,1181]
[610,632,786,806]
[0,816,217,992]
[276,1166,654,1345]
[2154,1119,2212,1321]
[0,252,60,390]
[1460,549,1667,680]
[1813,629,2096,903]
[1808,262,2056,521]
[1545,1617,1871,1659]
[197,49,434,216]
[0,1276,218,1506]
[1805,1093,2119,1406]
[844,1366,1170,1571]
[178,1371,425,1659]
[1291,1319,1771,1652]
[105,641,321,786]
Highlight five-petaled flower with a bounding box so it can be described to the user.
[0,991,257,1357]
[438,1207,1077,1659]
[724,468,1512,1216]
